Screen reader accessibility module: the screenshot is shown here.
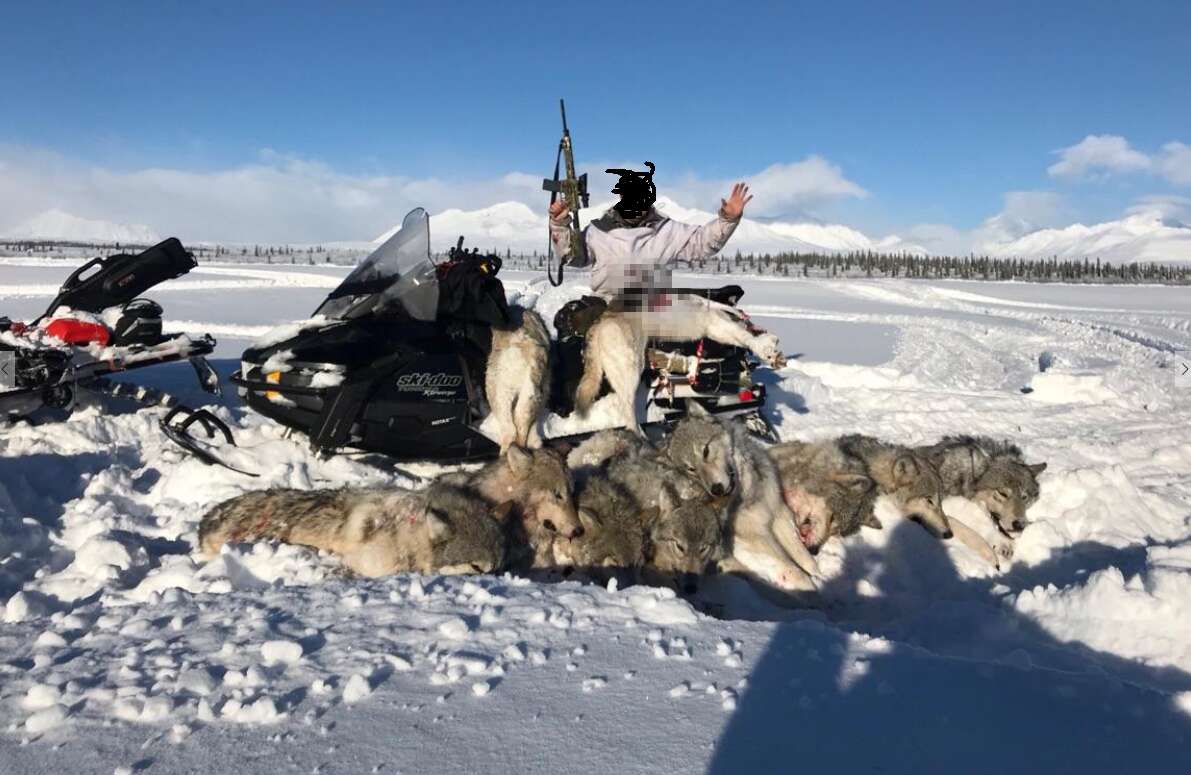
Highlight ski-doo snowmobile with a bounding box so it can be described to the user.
[0,238,219,420]
[164,208,775,470]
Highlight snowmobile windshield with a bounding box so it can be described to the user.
[316,208,440,321]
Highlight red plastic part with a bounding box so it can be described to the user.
[45,318,112,346]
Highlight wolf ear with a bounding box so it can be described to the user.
[893,456,920,485]
[577,508,601,534]
[830,472,874,492]
[506,445,533,478]
[657,487,679,516]
[425,508,453,543]
[490,500,517,524]
[1027,462,1047,476]
[686,401,711,419]
[862,511,883,530]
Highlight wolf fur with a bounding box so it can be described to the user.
[837,435,952,539]
[554,471,726,595]
[768,438,877,553]
[437,444,580,569]
[596,413,737,512]
[197,483,509,577]
[486,306,551,453]
[919,435,1046,537]
[554,473,652,578]
[772,435,1009,569]
[643,487,726,594]
[693,409,819,595]
[574,296,786,432]
[565,428,652,487]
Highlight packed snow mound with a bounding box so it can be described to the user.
[2,209,161,244]
[1025,371,1121,405]
[979,211,1191,264]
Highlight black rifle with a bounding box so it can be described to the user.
[542,99,589,286]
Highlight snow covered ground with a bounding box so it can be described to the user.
[3,258,1191,773]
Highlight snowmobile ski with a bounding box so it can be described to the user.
[159,405,259,477]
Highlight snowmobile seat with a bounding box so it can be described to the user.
[41,238,196,319]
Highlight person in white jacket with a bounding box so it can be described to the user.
[548,162,752,299]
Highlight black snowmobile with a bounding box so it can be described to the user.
[0,238,219,420]
[164,208,775,470]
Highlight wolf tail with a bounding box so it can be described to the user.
[574,349,605,416]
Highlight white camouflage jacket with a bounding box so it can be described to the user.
[549,207,740,298]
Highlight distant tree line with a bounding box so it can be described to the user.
[497,248,1191,285]
[4,239,1188,284]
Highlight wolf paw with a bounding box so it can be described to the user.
[993,536,1015,569]
[754,334,786,369]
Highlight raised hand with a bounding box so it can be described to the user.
[720,182,753,221]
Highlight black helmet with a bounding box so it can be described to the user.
[607,161,656,220]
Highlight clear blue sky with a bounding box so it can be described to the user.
[1,0,1188,241]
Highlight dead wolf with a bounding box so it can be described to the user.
[573,296,785,433]
[486,306,551,453]
[919,435,1046,537]
[198,483,509,577]
[437,444,581,569]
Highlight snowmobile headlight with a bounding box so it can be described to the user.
[265,370,282,401]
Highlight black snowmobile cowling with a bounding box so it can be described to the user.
[39,238,196,321]
[231,208,501,462]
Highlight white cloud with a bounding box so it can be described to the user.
[663,156,867,218]
[1126,194,1191,225]
[0,146,547,244]
[1047,134,1152,180]
[972,191,1071,243]
[1156,142,1191,186]
[1046,135,1191,187]
[0,147,869,243]
[902,223,969,255]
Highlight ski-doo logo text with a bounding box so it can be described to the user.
[396,372,464,392]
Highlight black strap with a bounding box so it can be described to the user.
[546,141,565,287]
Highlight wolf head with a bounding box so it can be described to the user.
[885,452,952,539]
[558,475,648,572]
[784,473,877,553]
[972,458,1046,536]
[419,484,511,575]
[505,445,582,539]
[664,405,736,497]
[645,488,724,594]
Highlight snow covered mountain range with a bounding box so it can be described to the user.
[977,210,1191,264]
[373,197,929,257]
[6,200,1191,263]
[382,197,1191,263]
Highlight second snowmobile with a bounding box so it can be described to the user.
[1,239,219,421]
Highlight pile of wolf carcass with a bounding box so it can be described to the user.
[200,406,1047,602]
